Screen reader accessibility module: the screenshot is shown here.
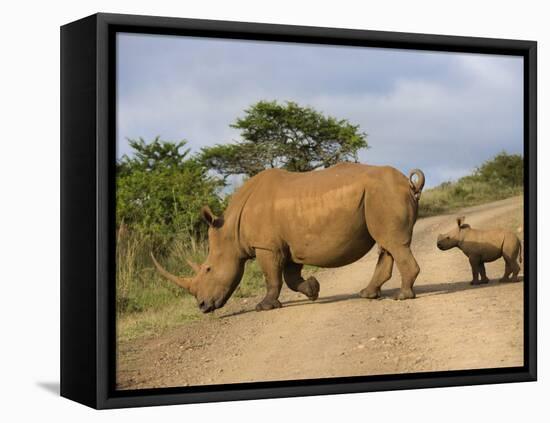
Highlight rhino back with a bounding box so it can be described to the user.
[235,164,415,267]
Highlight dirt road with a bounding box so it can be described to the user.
[117,196,524,389]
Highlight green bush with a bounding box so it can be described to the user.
[116,137,224,244]
[471,151,523,186]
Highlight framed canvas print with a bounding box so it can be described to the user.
[60,13,537,409]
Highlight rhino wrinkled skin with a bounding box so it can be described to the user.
[437,216,522,285]
[152,163,425,313]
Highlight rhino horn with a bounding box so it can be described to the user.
[150,253,195,292]
[185,258,201,274]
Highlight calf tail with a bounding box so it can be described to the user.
[409,169,425,200]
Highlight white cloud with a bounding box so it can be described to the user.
[116,34,523,187]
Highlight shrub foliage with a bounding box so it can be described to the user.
[116,137,224,242]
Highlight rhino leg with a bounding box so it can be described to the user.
[363,200,418,300]
[388,245,419,300]
[255,249,284,311]
[360,248,393,299]
[478,262,490,284]
[469,255,486,285]
[283,262,320,301]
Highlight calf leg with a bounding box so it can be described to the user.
[469,255,483,285]
[503,255,520,282]
[255,249,284,311]
[503,234,521,282]
[478,262,489,284]
[500,261,512,282]
[511,259,521,281]
[386,245,419,300]
[360,248,394,299]
[283,262,320,301]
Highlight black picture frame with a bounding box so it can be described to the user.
[60,12,537,409]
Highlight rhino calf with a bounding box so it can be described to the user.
[436,216,522,285]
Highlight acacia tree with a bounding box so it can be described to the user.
[200,101,368,178]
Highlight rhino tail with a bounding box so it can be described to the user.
[409,169,425,200]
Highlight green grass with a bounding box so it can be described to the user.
[117,297,203,342]
[233,260,266,298]
[419,179,523,218]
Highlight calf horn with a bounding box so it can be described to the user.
[150,253,194,292]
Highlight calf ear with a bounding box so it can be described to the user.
[456,216,466,227]
[201,205,223,228]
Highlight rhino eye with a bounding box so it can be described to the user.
[205,266,211,273]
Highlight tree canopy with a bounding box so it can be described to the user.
[117,137,192,176]
[200,101,368,178]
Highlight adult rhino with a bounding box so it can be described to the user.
[151,163,425,313]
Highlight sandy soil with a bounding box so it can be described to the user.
[117,196,524,389]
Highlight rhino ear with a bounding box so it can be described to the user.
[457,216,466,227]
[201,205,223,228]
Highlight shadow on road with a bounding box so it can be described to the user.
[220,277,523,318]
[389,276,523,298]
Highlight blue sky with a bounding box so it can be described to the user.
[117,33,523,188]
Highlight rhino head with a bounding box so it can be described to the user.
[436,216,469,250]
[151,206,245,313]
